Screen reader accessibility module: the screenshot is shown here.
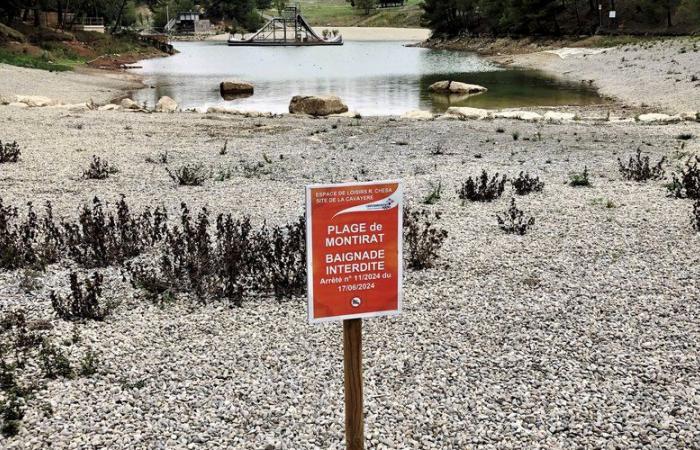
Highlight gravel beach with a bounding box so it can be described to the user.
[0,64,143,105]
[502,38,700,115]
[1,33,700,449]
[1,100,699,449]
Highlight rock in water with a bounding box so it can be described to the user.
[429,81,487,95]
[289,96,348,116]
[155,96,177,113]
[220,81,255,98]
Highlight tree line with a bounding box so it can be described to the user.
[421,0,700,36]
[0,0,271,32]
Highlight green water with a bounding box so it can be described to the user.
[131,41,605,115]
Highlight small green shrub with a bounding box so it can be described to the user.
[50,272,112,321]
[79,349,99,377]
[618,148,665,182]
[458,171,507,202]
[422,181,442,205]
[167,164,209,186]
[667,156,700,199]
[39,339,73,379]
[0,392,23,437]
[497,198,535,235]
[569,166,591,187]
[512,172,544,195]
[0,141,21,163]
[83,155,118,180]
[403,205,448,270]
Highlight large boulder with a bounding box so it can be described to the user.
[220,80,254,98]
[155,96,178,113]
[429,81,487,95]
[289,95,348,116]
[120,98,141,110]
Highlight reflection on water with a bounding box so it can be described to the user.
[131,41,604,115]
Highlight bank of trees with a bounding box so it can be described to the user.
[0,0,270,32]
[421,0,700,36]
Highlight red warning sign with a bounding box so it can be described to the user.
[306,180,403,324]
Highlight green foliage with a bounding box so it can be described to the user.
[79,349,99,376]
[0,141,20,163]
[50,272,113,321]
[355,0,377,15]
[0,48,72,72]
[166,164,210,186]
[618,148,665,182]
[569,166,591,187]
[39,339,73,379]
[422,180,442,204]
[667,156,700,199]
[421,0,699,36]
[458,170,507,202]
[83,155,119,180]
[512,172,544,195]
[497,197,535,235]
[403,205,448,270]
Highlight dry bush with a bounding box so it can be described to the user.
[50,272,113,321]
[512,172,545,195]
[497,198,535,235]
[166,164,210,186]
[0,141,21,163]
[63,196,168,268]
[83,155,118,180]
[618,148,665,181]
[403,205,448,270]
[458,170,507,202]
[667,156,700,199]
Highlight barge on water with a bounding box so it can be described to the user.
[227,6,342,46]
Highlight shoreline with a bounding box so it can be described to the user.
[1,32,699,116]
[417,35,700,114]
[496,37,699,115]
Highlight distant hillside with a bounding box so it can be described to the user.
[267,0,424,28]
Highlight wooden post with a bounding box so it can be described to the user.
[343,318,364,450]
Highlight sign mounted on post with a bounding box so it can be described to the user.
[305,180,403,324]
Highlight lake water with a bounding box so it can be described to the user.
[130,40,604,115]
